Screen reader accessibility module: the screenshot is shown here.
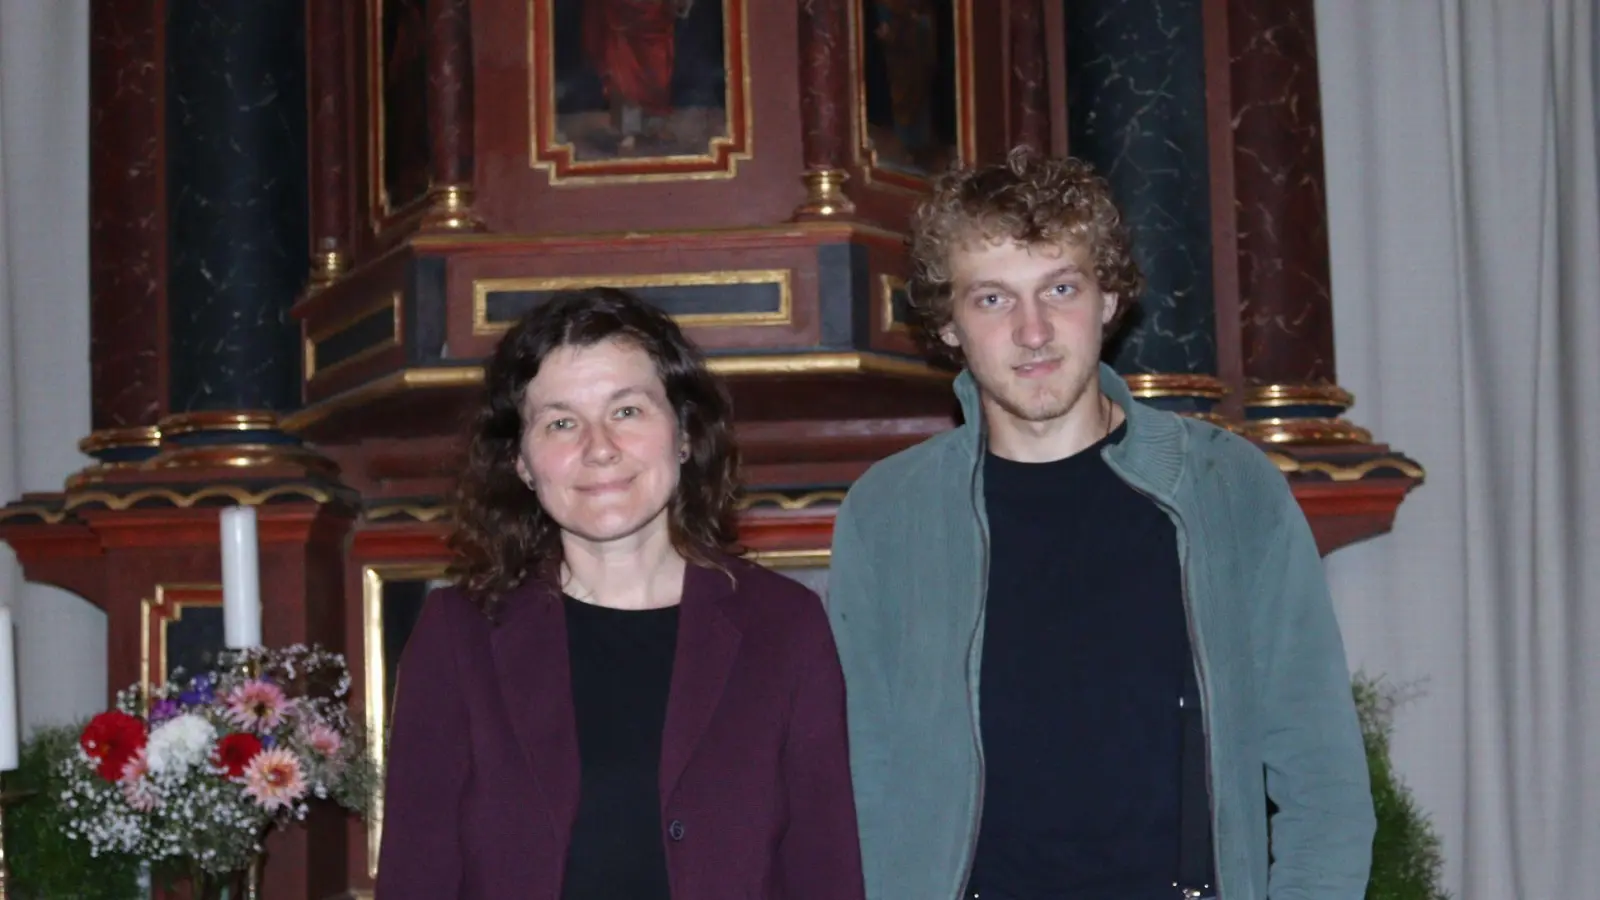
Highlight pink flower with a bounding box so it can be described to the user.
[303,723,342,759]
[119,749,158,811]
[242,747,307,812]
[226,680,291,733]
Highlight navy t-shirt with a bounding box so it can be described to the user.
[967,423,1193,900]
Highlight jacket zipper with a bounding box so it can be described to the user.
[953,433,990,899]
[1124,479,1223,900]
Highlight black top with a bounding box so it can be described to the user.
[968,423,1194,900]
[561,595,680,900]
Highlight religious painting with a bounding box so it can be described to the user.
[857,0,969,186]
[532,0,752,182]
[372,0,432,219]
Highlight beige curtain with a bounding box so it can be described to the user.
[0,0,102,730]
[1317,2,1600,897]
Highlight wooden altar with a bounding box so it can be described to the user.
[1,0,1421,896]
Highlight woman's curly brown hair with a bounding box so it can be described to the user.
[907,146,1145,362]
[448,287,741,619]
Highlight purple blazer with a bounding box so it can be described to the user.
[374,553,867,900]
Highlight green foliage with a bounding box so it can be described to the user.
[2,723,143,900]
[1354,676,1450,900]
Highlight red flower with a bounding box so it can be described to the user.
[213,732,265,778]
[80,711,147,782]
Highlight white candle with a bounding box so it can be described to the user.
[219,505,263,649]
[0,606,19,771]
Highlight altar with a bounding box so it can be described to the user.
[1,0,1420,896]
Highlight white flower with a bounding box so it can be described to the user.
[144,712,217,776]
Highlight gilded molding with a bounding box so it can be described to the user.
[417,183,485,233]
[1243,382,1355,411]
[1124,373,1228,401]
[157,411,282,437]
[747,548,832,568]
[365,503,451,524]
[143,444,341,477]
[78,425,162,456]
[793,168,857,220]
[61,484,334,513]
[736,490,848,511]
[1240,417,1373,446]
[1263,451,1426,482]
[472,270,795,336]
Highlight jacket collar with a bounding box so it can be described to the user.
[489,555,744,837]
[952,361,1189,503]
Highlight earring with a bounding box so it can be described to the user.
[678,447,691,463]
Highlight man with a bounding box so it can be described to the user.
[581,0,693,151]
[826,148,1375,900]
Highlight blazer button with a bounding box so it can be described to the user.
[667,819,686,841]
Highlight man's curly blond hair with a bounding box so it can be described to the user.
[907,146,1144,362]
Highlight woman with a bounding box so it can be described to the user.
[375,287,866,900]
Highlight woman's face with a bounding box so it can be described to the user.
[515,338,685,549]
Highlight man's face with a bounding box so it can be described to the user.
[940,237,1116,428]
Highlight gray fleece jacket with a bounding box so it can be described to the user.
[825,363,1375,900]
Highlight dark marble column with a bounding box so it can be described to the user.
[308,0,354,284]
[1221,0,1367,442]
[793,0,856,219]
[418,0,484,231]
[1064,0,1224,419]
[86,0,167,473]
[1008,0,1050,151]
[158,0,332,471]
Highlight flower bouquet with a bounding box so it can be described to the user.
[56,644,378,897]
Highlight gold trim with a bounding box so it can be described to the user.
[363,562,452,878]
[1123,373,1228,401]
[61,484,333,512]
[1243,382,1355,410]
[282,353,950,434]
[142,443,340,476]
[1239,417,1373,446]
[64,461,144,491]
[157,411,281,437]
[737,490,847,511]
[1263,452,1427,482]
[78,426,162,456]
[528,0,755,185]
[417,183,485,233]
[365,503,451,524]
[407,219,909,248]
[747,548,832,568]
[709,353,949,381]
[793,168,857,219]
[310,247,351,286]
[851,0,977,192]
[878,274,910,334]
[471,270,795,336]
[305,292,403,381]
[0,503,68,525]
[140,584,223,709]
[282,367,486,434]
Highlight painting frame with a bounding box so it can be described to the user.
[852,0,976,192]
[366,0,434,232]
[140,584,224,709]
[361,562,451,878]
[528,0,754,185]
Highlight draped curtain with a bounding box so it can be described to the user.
[0,0,101,730]
[1317,2,1600,897]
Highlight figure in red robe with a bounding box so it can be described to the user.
[582,0,693,150]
